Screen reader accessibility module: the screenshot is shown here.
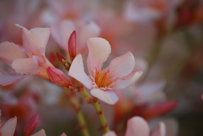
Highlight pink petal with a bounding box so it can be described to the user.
[16,24,50,56]
[1,116,17,136]
[125,116,149,136]
[0,42,27,67]
[51,20,76,52]
[104,51,135,77]
[90,89,118,105]
[112,70,142,89]
[68,54,93,89]
[103,131,117,136]
[0,69,30,86]
[31,129,46,136]
[151,122,166,136]
[11,56,39,75]
[29,27,50,55]
[79,21,100,47]
[60,133,67,136]
[87,38,111,77]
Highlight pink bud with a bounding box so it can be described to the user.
[23,114,39,136]
[141,101,178,120]
[56,53,66,64]
[47,67,72,87]
[68,30,76,62]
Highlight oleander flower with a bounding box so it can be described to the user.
[68,37,142,105]
[0,24,54,86]
[104,116,166,136]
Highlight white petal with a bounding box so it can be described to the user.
[0,70,30,86]
[112,70,142,89]
[1,116,17,136]
[125,116,149,136]
[151,122,166,136]
[90,89,118,105]
[87,37,111,76]
[105,51,135,77]
[68,54,93,89]
[32,129,46,136]
[0,42,27,67]
[11,56,39,75]
[103,131,117,136]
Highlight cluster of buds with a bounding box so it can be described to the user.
[47,31,78,89]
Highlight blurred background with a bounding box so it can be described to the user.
[0,0,203,136]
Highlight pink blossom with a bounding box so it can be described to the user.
[104,116,166,136]
[0,24,54,86]
[68,37,142,105]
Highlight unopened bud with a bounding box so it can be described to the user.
[23,114,39,136]
[47,67,72,87]
[141,101,178,120]
[56,53,66,64]
[68,30,77,62]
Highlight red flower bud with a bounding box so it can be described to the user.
[23,114,39,136]
[68,30,76,62]
[47,67,72,87]
[56,53,66,64]
[141,101,178,120]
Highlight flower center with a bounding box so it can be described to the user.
[94,69,114,90]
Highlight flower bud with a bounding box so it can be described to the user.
[23,114,39,136]
[56,53,66,64]
[47,67,72,87]
[141,101,178,120]
[68,30,77,62]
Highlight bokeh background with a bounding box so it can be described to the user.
[0,0,203,136]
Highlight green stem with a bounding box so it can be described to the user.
[64,88,90,136]
[78,86,110,133]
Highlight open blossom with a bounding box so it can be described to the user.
[0,24,54,86]
[68,37,142,105]
[104,116,166,136]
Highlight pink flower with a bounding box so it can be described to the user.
[104,116,166,136]
[68,37,142,105]
[0,24,54,86]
